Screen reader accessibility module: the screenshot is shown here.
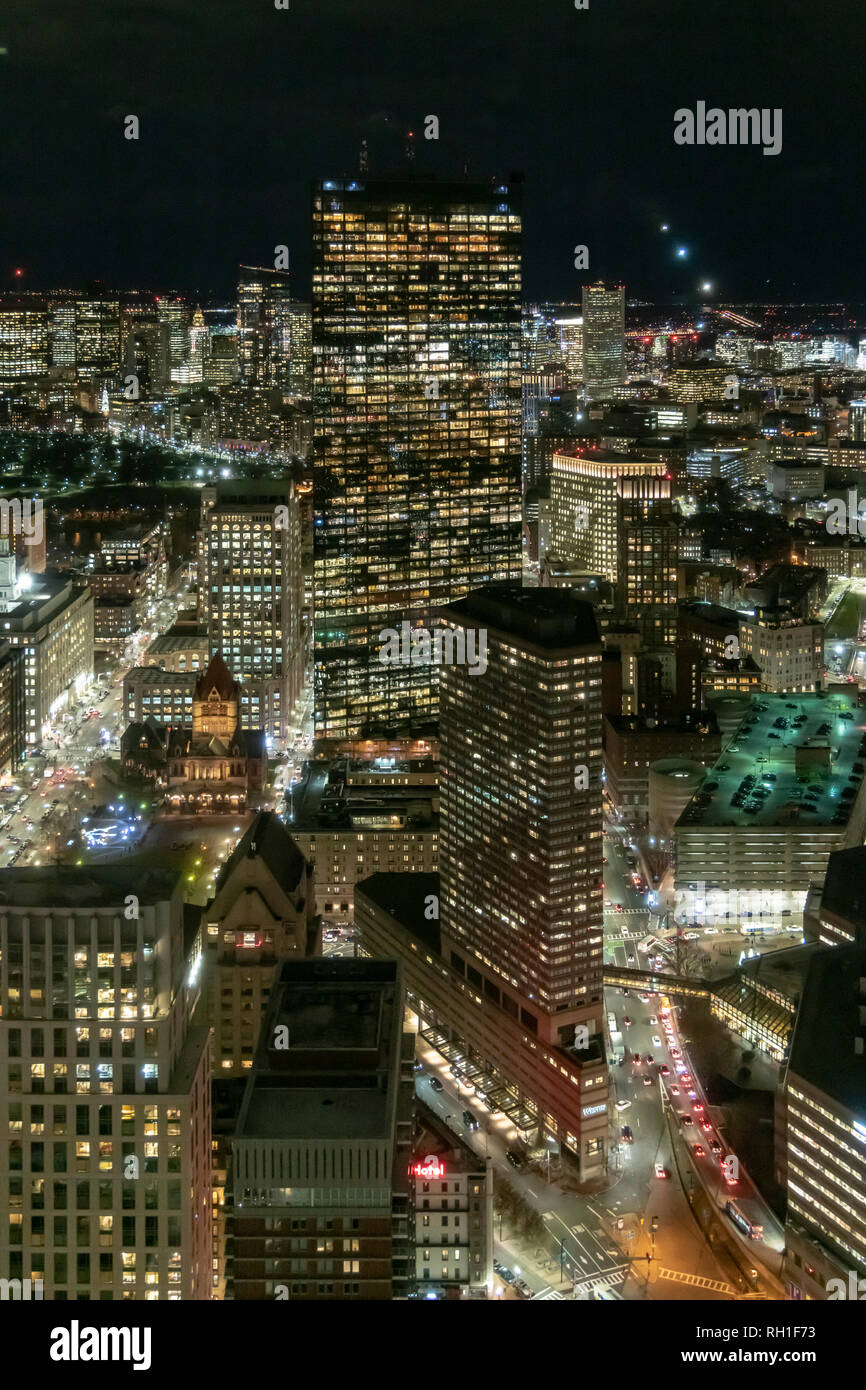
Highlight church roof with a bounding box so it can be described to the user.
[194,651,237,701]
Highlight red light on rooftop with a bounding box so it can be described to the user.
[14,268,23,278]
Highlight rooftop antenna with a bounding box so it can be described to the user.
[359,137,369,174]
[405,129,416,164]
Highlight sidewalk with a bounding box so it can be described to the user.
[494,1229,573,1297]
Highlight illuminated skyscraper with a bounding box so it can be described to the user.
[0,301,49,381]
[198,480,303,738]
[312,177,523,745]
[439,585,605,1033]
[580,282,625,399]
[73,295,121,377]
[237,265,294,392]
[550,447,668,582]
[618,474,679,647]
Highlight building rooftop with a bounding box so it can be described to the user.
[441,583,600,650]
[124,665,195,686]
[237,958,404,1142]
[0,864,180,909]
[356,870,442,955]
[216,810,308,896]
[287,761,438,832]
[676,691,866,829]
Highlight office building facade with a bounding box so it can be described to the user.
[312,177,523,745]
[580,283,625,399]
[550,448,668,583]
[198,480,304,738]
[0,866,212,1299]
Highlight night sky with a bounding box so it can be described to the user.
[2,0,863,302]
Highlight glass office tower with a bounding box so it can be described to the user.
[312,177,523,745]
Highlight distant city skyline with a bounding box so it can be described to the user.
[1,0,865,300]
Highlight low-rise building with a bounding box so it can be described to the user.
[675,691,866,928]
[604,711,720,824]
[288,760,438,923]
[411,1103,493,1298]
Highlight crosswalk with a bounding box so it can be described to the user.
[657,1266,736,1295]
[531,1287,566,1300]
[573,1267,627,1296]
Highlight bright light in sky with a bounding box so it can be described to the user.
[701,281,712,291]
[660,223,669,231]
[677,247,688,258]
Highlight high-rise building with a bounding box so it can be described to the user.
[270,298,312,398]
[410,1104,493,1296]
[618,473,679,646]
[229,957,415,1300]
[74,296,121,377]
[0,301,49,381]
[555,315,584,387]
[779,920,866,1300]
[439,585,604,1033]
[356,585,610,1179]
[198,480,303,738]
[236,266,293,391]
[49,302,76,368]
[156,297,189,386]
[0,865,212,1299]
[312,177,523,746]
[580,282,625,399]
[550,447,668,582]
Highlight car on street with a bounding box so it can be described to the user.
[642,1075,653,1086]
[701,1120,713,1132]
[651,1035,662,1048]
[429,1077,444,1093]
[654,1164,669,1179]
[645,1054,653,1064]
[615,1099,631,1111]
[505,1149,523,1170]
[623,1016,632,1027]
[462,1109,479,1131]
[620,1126,633,1143]
[649,1015,658,1025]
[693,1144,705,1157]
[682,1115,693,1125]
[670,1084,679,1095]
[709,1139,722,1154]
